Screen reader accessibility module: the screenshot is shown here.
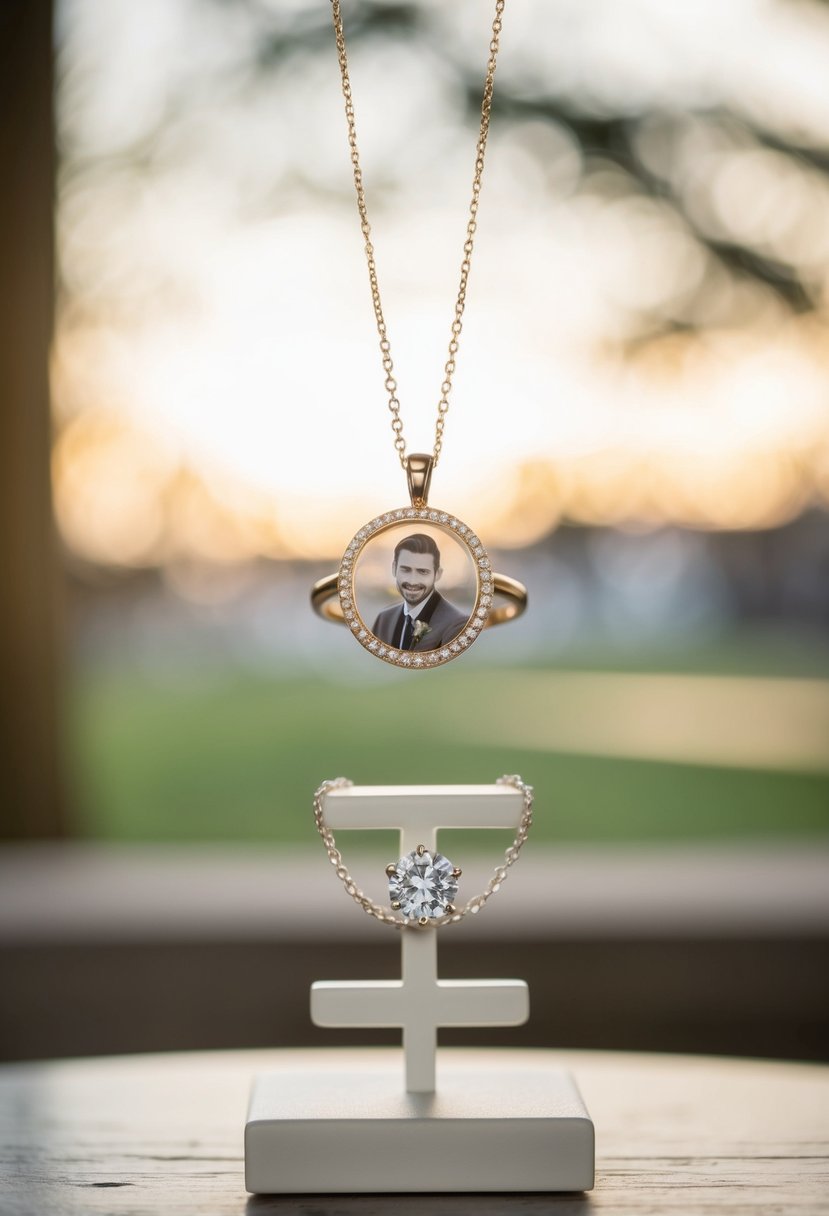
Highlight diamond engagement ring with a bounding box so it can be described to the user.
[309,474,527,671]
[386,845,462,926]
[313,775,534,930]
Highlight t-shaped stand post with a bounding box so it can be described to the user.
[310,783,530,1092]
[245,780,595,1194]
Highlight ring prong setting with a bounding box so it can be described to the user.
[386,846,462,924]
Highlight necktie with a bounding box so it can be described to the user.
[400,613,414,650]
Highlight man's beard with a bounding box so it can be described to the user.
[399,582,433,606]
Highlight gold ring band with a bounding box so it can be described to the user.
[311,570,527,628]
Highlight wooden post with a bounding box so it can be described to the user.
[0,1,67,837]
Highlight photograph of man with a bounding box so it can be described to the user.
[372,533,468,651]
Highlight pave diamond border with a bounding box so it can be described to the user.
[338,506,492,669]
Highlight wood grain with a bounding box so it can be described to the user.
[0,1048,827,1214]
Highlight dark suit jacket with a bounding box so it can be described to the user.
[372,590,467,651]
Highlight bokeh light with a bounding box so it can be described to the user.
[52,0,829,568]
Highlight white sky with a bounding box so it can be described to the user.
[53,0,829,561]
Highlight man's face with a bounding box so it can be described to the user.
[393,549,439,607]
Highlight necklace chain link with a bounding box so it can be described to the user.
[331,0,506,469]
[313,773,533,930]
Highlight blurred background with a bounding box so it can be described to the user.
[1,0,827,1064]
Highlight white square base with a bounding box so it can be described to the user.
[245,1048,594,1194]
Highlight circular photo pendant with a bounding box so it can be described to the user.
[338,506,492,667]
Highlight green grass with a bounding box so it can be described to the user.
[67,646,829,845]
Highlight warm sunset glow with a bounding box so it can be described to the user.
[440,671,829,773]
[52,0,829,567]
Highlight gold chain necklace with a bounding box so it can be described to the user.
[332,0,505,470]
[314,773,533,929]
[311,0,526,669]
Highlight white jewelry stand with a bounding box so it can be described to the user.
[245,783,594,1194]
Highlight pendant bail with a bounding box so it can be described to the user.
[406,453,434,508]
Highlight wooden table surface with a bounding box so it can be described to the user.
[0,1048,827,1214]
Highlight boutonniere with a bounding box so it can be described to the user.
[412,619,432,645]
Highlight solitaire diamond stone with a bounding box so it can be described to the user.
[388,848,459,921]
